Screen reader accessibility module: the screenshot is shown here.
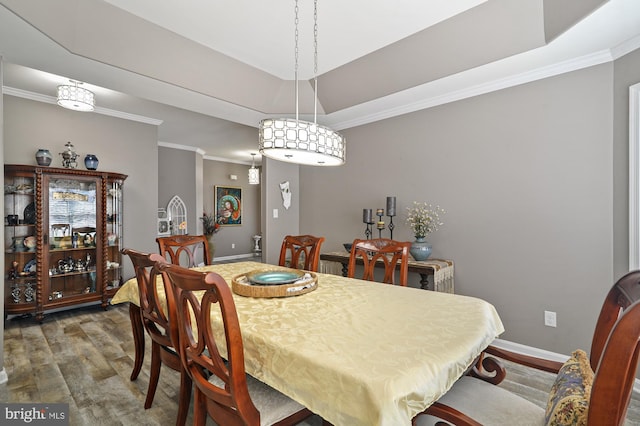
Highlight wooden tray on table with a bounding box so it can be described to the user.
[231,268,318,298]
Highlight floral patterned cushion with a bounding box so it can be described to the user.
[545,349,594,426]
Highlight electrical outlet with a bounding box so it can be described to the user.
[544,311,557,327]
[231,243,235,249]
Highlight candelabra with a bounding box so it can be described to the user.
[362,196,397,240]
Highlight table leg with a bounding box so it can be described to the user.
[419,274,431,290]
[340,261,348,277]
[129,302,145,381]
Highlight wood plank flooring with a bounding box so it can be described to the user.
[2,303,639,425]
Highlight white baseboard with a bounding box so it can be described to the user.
[0,368,7,385]
[213,253,259,262]
[492,338,570,363]
[493,338,640,393]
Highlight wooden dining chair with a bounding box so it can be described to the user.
[156,234,211,267]
[157,262,315,426]
[278,234,325,272]
[121,248,191,426]
[414,269,640,426]
[347,238,411,286]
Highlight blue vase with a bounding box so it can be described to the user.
[84,154,99,170]
[410,237,432,261]
[35,149,53,166]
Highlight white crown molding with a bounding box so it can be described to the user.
[158,141,204,154]
[330,48,615,131]
[203,154,253,166]
[2,86,163,126]
[611,33,640,60]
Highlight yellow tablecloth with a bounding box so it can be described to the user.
[112,261,503,426]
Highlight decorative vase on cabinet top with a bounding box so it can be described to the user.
[35,149,53,166]
[410,237,432,261]
[84,154,99,170]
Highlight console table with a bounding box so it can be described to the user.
[319,251,454,293]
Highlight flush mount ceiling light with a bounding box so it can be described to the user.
[248,153,260,185]
[258,0,345,166]
[57,80,95,112]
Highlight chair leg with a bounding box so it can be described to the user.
[144,341,162,409]
[129,303,145,380]
[175,368,192,426]
[193,388,207,426]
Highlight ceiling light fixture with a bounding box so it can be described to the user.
[248,153,260,185]
[258,0,345,166]
[57,80,95,112]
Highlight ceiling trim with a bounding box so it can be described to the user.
[328,44,629,131]
[611,33,640,60]
[2,86,163,126]
[158,142,256,164]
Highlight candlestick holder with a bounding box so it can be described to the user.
[386,196,396,240]
[388,215,395,239]
[376,213,385,239]
[365,221,374,239]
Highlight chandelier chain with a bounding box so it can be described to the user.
[313,0,318,122]
[294,0,300,121]
[314,0,318,77]
[257,0,345,167]
[294,0,299,76]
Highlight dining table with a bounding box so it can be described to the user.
[111,260,504,426]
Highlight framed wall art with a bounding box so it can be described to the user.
[215,185,242,226]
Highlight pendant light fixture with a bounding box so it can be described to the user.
[258,0,345,166]
[248,153,260,185]
[57,80,95,112]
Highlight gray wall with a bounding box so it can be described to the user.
[158,146,199,235]
[262,158,299,265]
[301,61,618,356]
[3,95,159,282]
[613,49,640,279]
[202,158,261,258]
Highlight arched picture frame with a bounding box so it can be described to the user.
[167,195,187,234]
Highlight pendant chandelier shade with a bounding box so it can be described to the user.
[57,80,95,112]
[248,153,260,185]
[258,0,345,166]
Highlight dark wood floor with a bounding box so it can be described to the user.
[2,303,640,425]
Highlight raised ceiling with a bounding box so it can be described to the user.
[1,0,639,164]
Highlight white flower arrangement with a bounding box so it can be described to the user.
[406,202,445,239]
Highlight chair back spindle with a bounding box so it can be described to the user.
[348,238,411,286]
[278,235,325,272]
[157,234,211,267]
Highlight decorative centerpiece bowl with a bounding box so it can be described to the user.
[343,243,353,252]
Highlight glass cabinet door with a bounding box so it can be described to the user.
[106,179,124,292]
[45,175,100,302]
[4,173,37,312]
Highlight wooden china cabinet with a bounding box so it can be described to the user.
[4,164,127,322]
